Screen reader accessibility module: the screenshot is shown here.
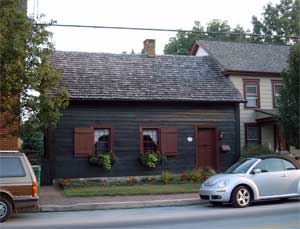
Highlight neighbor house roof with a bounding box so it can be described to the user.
[51,51,243,102]
[192,40,290,74]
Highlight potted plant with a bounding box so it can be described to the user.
[139,151,161,168]
[89,152,116,171]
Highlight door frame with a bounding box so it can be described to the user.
[195,125,220,171]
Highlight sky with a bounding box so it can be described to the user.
[27,0,280,54]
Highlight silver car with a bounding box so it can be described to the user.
[199,155,300,208]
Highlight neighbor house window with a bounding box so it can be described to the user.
[245,123,260,145]
[243,79,260,108]
[94,128,111,153]
[142,128,159,153]
[272,80,283,108]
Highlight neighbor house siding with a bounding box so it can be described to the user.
[50,101,239,179]
[229,75,282,150]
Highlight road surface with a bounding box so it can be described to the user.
[2,199,300,228]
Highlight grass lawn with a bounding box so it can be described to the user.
[64,183,200,197]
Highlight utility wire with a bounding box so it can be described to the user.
[39,23,300,40]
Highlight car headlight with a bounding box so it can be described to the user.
[216,179,229,188]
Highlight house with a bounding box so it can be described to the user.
[0,113,20,152]
[191,40,290,152]
[44,39,244,181]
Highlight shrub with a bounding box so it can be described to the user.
[180,173,189,181]
[100,178,108,185]
[88,152,116,170]
[63,178,72,185]
[241,144,273,159]
[139,152,161,168]
[128,176,136,185]
[148,177,157,183]
[200,167,216,180]
[160,171,175,184]
[188,169,201,182]
[173,174,181,183]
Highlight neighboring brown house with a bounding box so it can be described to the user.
[0,112,20,152]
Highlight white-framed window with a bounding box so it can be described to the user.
[272,81,283,108]
[94,128,111,153]
[244,79,260,108]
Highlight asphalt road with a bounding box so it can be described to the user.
[2,199,300,228]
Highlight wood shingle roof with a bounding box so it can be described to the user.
[51,51,243,102]
[196,40,290,73]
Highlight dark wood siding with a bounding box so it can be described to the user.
[50,101,240,179]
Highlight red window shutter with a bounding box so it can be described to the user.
[161,128,178,156]
[74,128,94,157]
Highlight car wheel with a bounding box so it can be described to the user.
[210,201,223,206]
[231,186,251,208]
[0,197,12,222]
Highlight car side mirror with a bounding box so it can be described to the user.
[252,168,262,174]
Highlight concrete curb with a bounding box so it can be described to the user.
[40,198,206,212]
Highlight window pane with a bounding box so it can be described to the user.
[246,85,257,95]
[281,159,296,170]
[274,97,280,107]
[0,157,26,177]
[274,84,283,95]
[274,84,283,107]
[245,83,258,107]
[246,97,257,107]
[143,129,158,153]
[247,127,259,141]
[95,128,110,153]
[255,158,284,172]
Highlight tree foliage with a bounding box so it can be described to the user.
[21,118,43,154]
[164,0,299,54]
[278,43,300,148]
[251,0,300,44]
[0,0,69,134]
[164,20,250,55]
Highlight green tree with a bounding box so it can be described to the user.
[0,0,68,135]
[278,43,300,148]
[21,119,43,155]
[251,0,300,44]
[164,20,250,55]
[164,21,205,55]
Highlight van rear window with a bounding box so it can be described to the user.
[0,157,26,177]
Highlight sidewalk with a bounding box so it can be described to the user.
[39,185,206,212]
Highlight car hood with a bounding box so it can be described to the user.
[203,173,246,186]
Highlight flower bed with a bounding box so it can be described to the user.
[61,167,216,189]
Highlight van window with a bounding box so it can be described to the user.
[0,157,26,177]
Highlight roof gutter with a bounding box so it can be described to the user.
[223,70,281,77]
[69,97,245,104]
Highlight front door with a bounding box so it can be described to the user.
[196,127,218,170]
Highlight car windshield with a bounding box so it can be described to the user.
[225,158,258,174]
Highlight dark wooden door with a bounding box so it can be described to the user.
[196,127,217,169]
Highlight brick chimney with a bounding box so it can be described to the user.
[143,39,155,57]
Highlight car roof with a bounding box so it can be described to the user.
[252,154,300,169]
[0,151,23,156]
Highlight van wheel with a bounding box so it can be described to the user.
[231,186,251,208]
[0,197,12,222]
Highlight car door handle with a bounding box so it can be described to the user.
[281,174,287,177]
